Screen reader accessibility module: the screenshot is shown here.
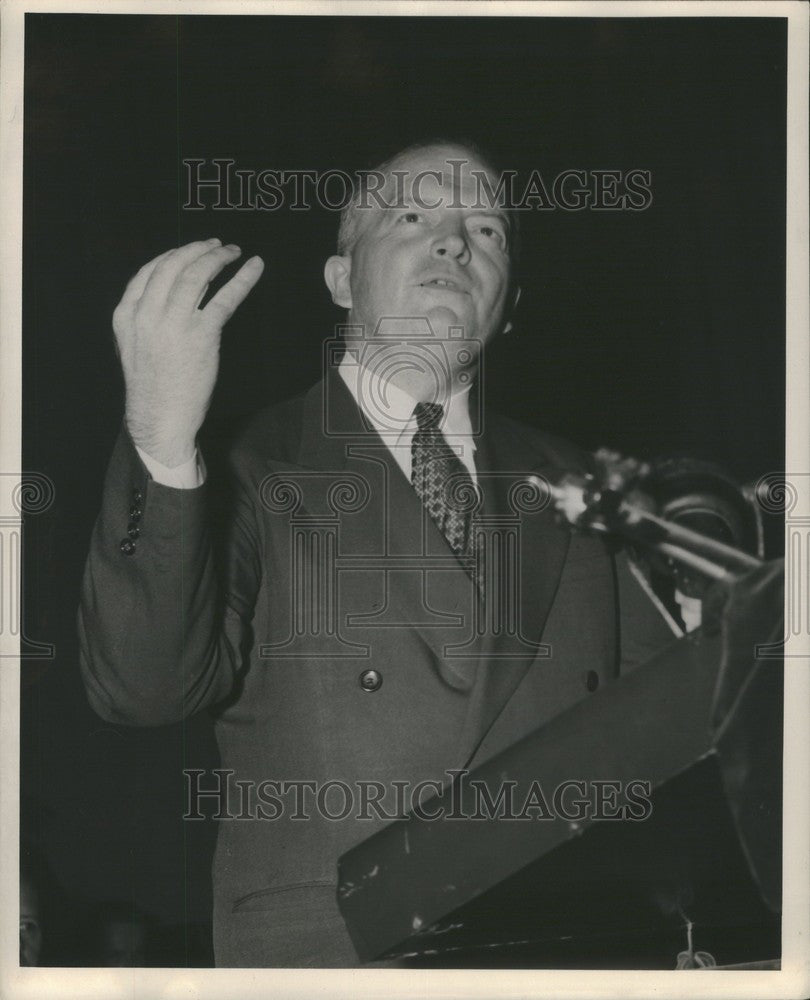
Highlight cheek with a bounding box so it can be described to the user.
[353,249,393,298]
[479,265,510,311]
[349,257,379,310]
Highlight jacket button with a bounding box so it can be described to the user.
[585,670,600,692]
[127,522,140,540]
[129,505,142,521]
[359,669,382,693]
[120,538,136,556]
[132,488,143,504]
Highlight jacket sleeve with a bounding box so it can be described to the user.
[77,426,261,726]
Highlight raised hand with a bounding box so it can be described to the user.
[112,238,265,467]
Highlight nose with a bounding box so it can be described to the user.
[431,223,470,264]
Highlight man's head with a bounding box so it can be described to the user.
[324,141,520,399]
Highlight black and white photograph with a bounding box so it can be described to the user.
[3,1,809,996]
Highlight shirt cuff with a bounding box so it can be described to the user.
[136,445,206,489]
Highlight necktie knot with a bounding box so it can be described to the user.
[414,401,444,432]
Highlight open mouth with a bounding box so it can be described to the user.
[420,277,466,291]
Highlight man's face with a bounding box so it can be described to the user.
[329,145,516,367]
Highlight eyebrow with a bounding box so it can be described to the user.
[467,208,509,222]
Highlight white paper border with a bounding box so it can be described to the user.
[2,2,807,998]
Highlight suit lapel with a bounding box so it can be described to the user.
[291,368,576,742]
[294,367,479,691]
[475,418,573,656]
[454,413,574,763]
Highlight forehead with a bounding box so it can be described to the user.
[383,145,502,203]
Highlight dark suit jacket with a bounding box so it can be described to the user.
[78,366,676,966]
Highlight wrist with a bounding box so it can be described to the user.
[125,419,197,469]
[143,443,197,469]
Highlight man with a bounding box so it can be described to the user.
[78,141,677,967]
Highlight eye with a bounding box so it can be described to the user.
[398,211,422,224]
[474,222,507,247]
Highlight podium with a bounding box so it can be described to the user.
[337,631,782,968]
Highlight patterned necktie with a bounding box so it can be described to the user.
[411,402,478,575]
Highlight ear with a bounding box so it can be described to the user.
[503,284,521,334]
[324,255,353,309]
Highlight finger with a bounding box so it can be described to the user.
[201,256,265,327]
[164,244,246,314]
[119,239,220,309]
[115,248,177,325]
[139,238,227,310]
[114,240,223,336]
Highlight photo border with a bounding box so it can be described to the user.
[2,2,807,997]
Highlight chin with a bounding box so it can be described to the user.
[422,305,472,333]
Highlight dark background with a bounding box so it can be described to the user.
[21,14,786,964]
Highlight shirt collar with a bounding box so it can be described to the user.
[337,351,476,451]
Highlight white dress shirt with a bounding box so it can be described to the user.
[137,358,477,488]
[337,354,478,484]
[136,442,206,489]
